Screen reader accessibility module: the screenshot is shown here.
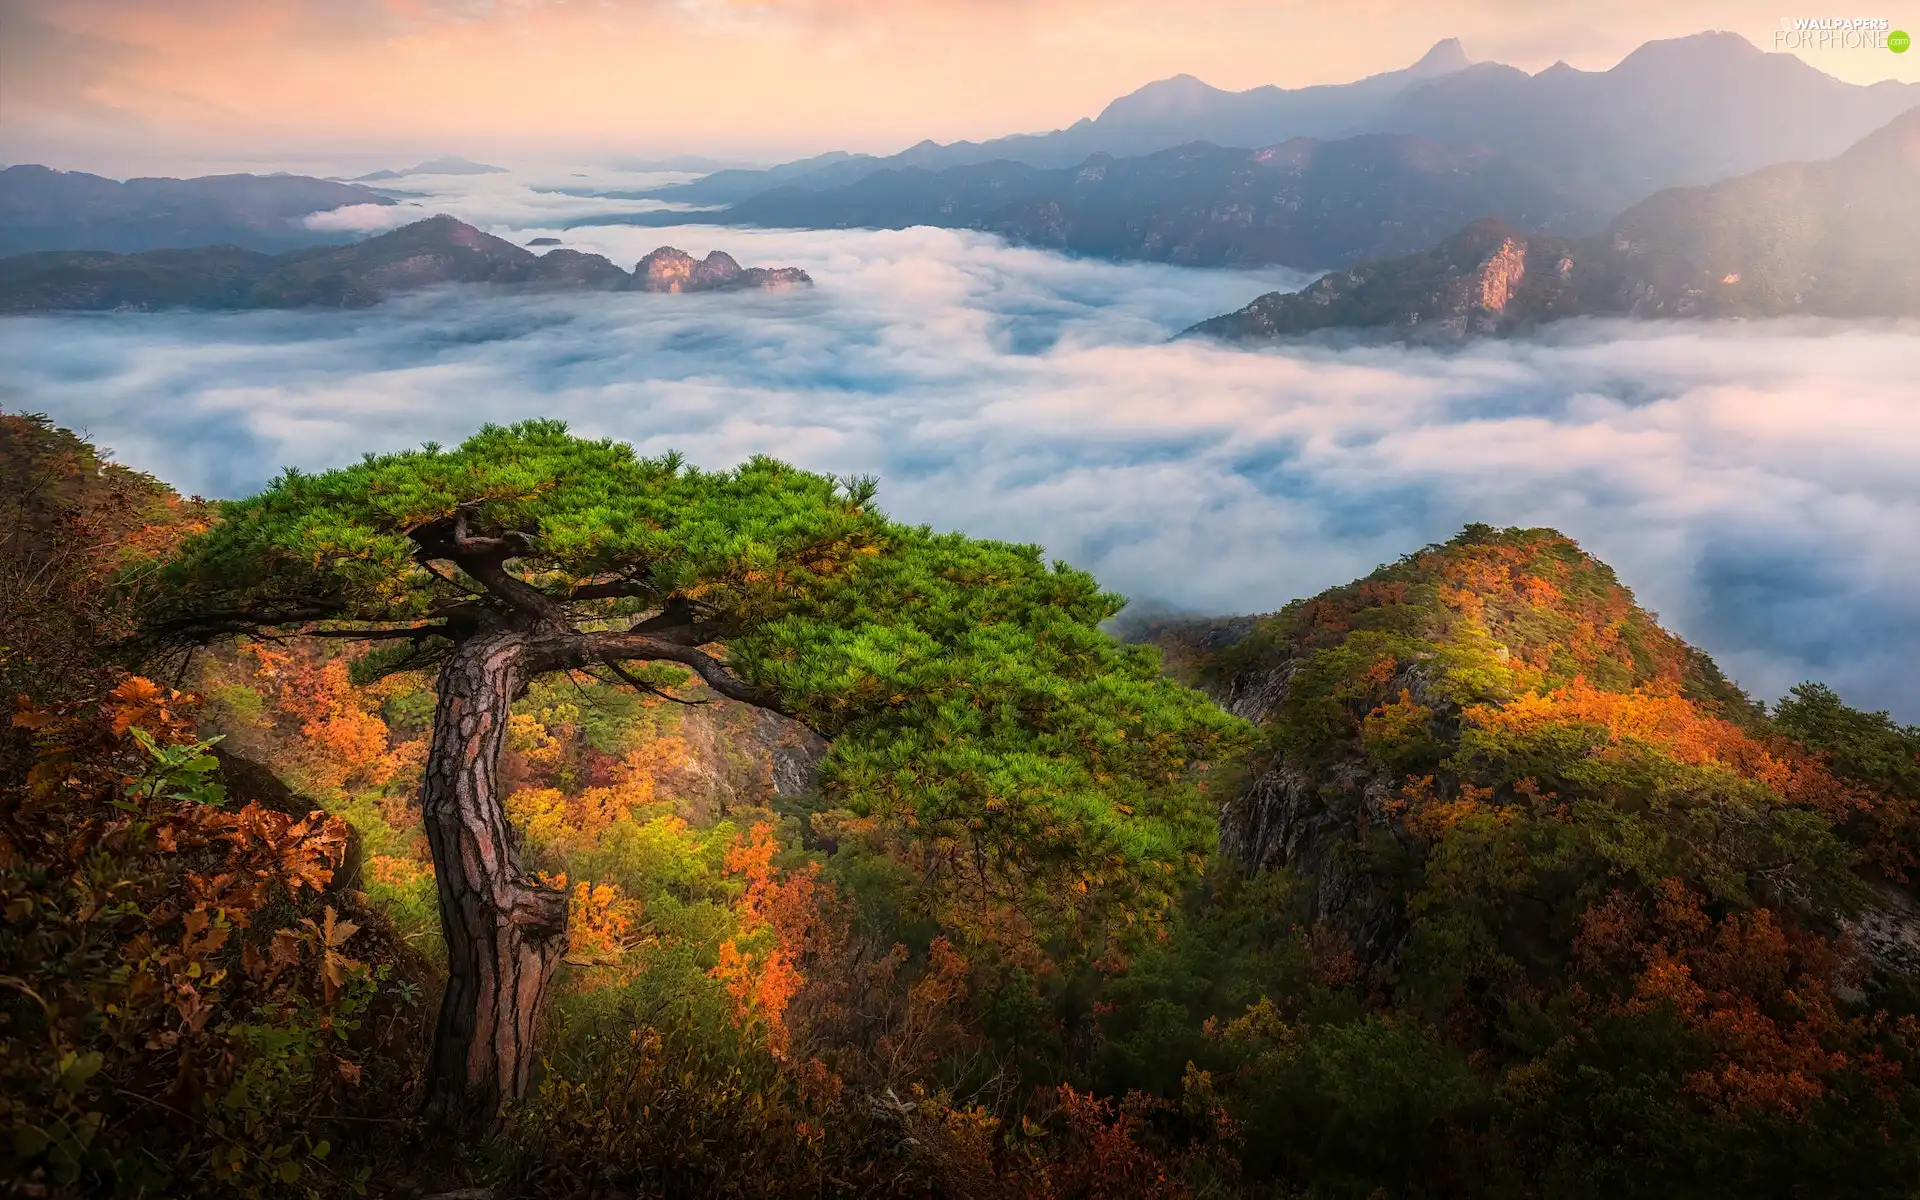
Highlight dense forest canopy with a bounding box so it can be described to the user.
[3,413,1918,1198]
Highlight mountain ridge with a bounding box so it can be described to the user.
[634,33,1920,214]
[634,38,1480,207]
[0,216,811,312]
[0,166,393,256]
[658,134,1604,270]
[1184,106,1920,343]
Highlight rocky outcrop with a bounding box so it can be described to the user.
[0,217,812,312]
[1209,655,1452,968]
[1131,607,1433,967]
[1845,881,1920,983]
[633,246,812,293]
[1186,106,1920,343]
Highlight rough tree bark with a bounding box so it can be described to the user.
[158,511,792,1132]
[418,625,569,1133]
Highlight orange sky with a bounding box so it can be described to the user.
[5,0,1918,172]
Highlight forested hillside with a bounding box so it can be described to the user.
[3,414,1916,1198]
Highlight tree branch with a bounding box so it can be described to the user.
[304,623,449,642]
[450,508,532,559]
[523,629,784,714]
[142,600,343,647]
[600,657,708,707]
[564,579,655,603]
[417,559,483,597]
[407,510,563,628]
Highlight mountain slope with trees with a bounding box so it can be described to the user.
[1187,107,1920,343]
[4,414,1917,1197]
[1120,524,1920,1194]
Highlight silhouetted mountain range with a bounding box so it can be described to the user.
[0,216,809,312]
[0,166,392,256]
[634,33,1920,215]
[1184,108,1920,343]
[638,135,1602,270]
[637,40,1475,207]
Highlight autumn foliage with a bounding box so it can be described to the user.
[1131,524,1920,1195]
[1,677,421,1197]
[9,417,1920,1199]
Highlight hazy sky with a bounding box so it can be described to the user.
[6,0,1918,173]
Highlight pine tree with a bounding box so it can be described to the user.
[142,419,1246,1133]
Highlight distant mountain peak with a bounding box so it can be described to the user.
[1098,73,1231,123]
[350,156,507,182]
[410,155,506,174]
[1613,29,1763,71]
[1410,37,1472,74]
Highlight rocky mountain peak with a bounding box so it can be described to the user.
[1133,525,1760,968]
[1610,29,1764,75]
[631,245,812,293]
[1409,37,1472,75]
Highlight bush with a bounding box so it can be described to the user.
[1,679,426,1197]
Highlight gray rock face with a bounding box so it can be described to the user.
[1845,882,1920,983]
[1222,754,1412,967]
[752,708,829,799]
[1210,657,1457,969]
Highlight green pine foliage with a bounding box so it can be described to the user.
[149,418,1251,947]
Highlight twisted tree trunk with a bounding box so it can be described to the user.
[419,627,569,1132]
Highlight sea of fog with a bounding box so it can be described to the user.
[4,166,1919,719]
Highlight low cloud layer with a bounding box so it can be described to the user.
[5,211,1918,719]
[302,166,707,233]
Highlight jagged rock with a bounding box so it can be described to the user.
[1210,658,1457,967]
[632,246,813,293]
